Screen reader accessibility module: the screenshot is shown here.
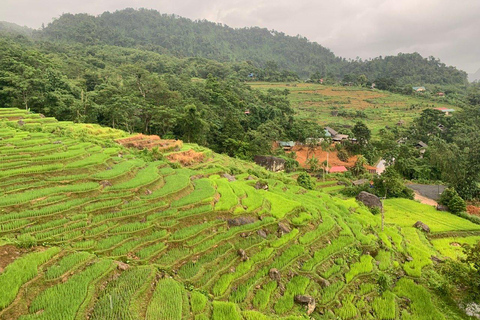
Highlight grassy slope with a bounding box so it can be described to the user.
[0,108,476,320]
[250,82,458,135]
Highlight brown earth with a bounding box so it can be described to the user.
[166,149,205,166]
[116,134,182,151]
[0,245,25,272]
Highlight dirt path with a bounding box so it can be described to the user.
[413,190,438,206]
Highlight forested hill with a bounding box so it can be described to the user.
[34,8,468,85]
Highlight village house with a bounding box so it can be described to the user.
[278,141,295,151]
[325,127,349,142]
[434,107,455,116]
[412,86,426,92]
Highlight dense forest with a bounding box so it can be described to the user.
[0,35,322,159]
[3,8,468,85]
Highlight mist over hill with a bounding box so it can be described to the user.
[31,8,468,86]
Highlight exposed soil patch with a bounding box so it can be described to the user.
[166,149,205,166]
[0,245,24,272]
[413,191,438,207]
[116,134,182,151]
[467,205,480,216]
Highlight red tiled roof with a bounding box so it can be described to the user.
[434,107,449,111]
[329,166,348,173]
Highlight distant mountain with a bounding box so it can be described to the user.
[469,68,480,82]
[28,8,467,85]
[0,21,33,36]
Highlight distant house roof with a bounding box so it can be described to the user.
[434,107,455,113]
[413,86,426,92]
[416,141,428,149]
[278,141,295,148]
[332,134,349,141]
[329,166,348,173]
[325,127,338,137]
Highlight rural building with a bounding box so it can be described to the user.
[254,155,285,172]
[434,107,455,116]
[396,120,406,126]
[328,166,348,173]
[278,141,295,151]
[325,127,349,142]
[437,92,445,97]
[413,86,426,92]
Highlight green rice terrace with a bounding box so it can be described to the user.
[0,107,479,320]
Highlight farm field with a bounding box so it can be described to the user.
[250,82,458,135]
[0,107,477,319]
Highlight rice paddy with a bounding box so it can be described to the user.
[0,107,478,319]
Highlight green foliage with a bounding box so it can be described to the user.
[190,291,208,314]
[22,259,113,320]
[212,301,242,320]
[297,172,314,190]
[146,278,184,320]
[0,247,60,310]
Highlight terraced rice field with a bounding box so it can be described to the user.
[0,108,477,319]
[250,82,457,135]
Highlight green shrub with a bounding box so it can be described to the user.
[15,233,37,248]
[448,195,466,214]
[297,172,314,190]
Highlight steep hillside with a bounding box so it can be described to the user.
[0,108,477,319]
[34,8,468,85]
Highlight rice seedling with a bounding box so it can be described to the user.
[212,301,242,320]
[172,178,215,207]
[394,278,445,320]
[335,295,359,319]
[142,173,191,199]
[92,159,144,180]
[146,278,184,320]
[301,235,355,271]
[23,259,113,320]
[253,281,277,310]
[91,267,154,320]
[372,291,396,320]
[45,252,93,279]
[0,247,60,310]
[298,214,335,244]
[191,291,208,314]
[110,162,161,190]
[214,179,238,211]
[345,255,373,283]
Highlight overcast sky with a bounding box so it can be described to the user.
[1,0,479,73]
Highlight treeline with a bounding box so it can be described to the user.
[366,90,480,199]
[0,35,320,159]
[32,8,468,85]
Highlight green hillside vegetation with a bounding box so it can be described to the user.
[1,108,479,319]
[33,8,468,85]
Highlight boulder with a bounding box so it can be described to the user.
[237,249,249,262]
[246,175,255,180]
[227,216,256,227]
[318,278,330,288]
[257,229,268,239]
[254,180,269,190]
[436,204,449,212]
[413,221,430,233]
[356,191,383,210]
[269,268,281,281]
[278,222,291,234]
[294,295,316,315]
[99,180,113,187]
[221,173,236,182]
[116,261,130,271]
[145,189,152,195]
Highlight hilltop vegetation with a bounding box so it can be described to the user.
[1,108,480,319]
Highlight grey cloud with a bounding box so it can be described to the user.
[0,0,478,72]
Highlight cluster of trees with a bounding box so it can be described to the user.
[0,35,317,159]
[367,104,480,200]
[28,9,468,85]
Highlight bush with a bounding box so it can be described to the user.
[297,172,314,190]
[448,195,466,214]
[337,149,349,162]
[439,188,457,206]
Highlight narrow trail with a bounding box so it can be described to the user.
[413,190,438,207]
